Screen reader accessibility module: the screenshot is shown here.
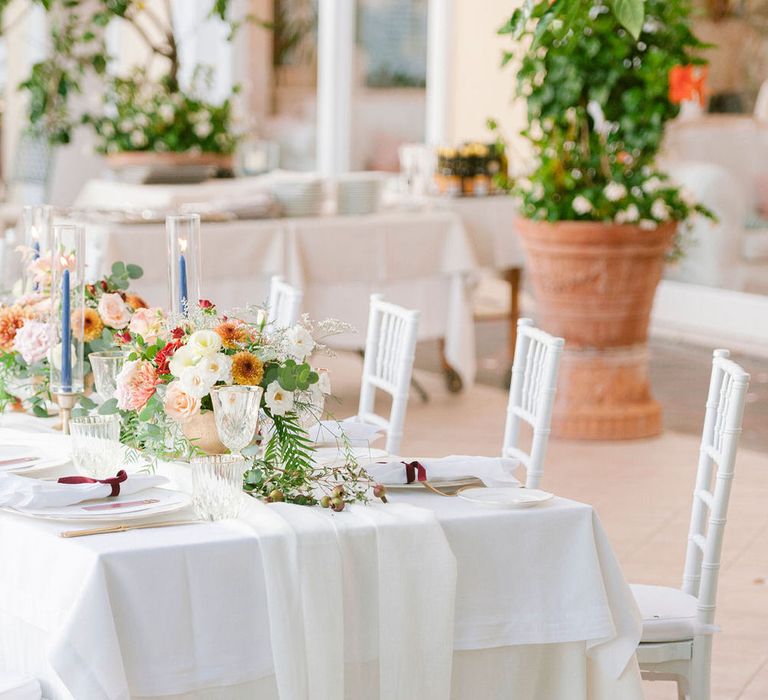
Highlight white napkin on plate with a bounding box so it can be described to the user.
[365,455,520,486]
[308,418,382,446]
[0,472,169,510]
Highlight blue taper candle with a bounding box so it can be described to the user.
[60,267,72,392]
[179,253,188,313]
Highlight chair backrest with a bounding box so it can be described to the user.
[357,294,420,455]
[267,275,303,329]
[502,318,564,489]
[682,349,750,629]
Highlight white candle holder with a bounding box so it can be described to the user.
[49,224,86,398]
[166,214,202,316]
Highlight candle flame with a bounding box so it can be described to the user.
[179,238,188,253]
[30,226,39,240]
[60,255,69,267]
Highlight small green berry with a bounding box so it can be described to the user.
[320,495,331,508]
[331,497,345,512]
[269,489,285,502]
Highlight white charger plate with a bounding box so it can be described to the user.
[5,487,191,522]
[0,444,71,474]
[458,487,554,509]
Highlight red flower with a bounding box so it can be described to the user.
[155,339,182,375]
[115,331,132,344]
[669,65,707,106]
[170,327,185,340]
[198,299,214,309]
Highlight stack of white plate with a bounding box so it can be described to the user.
[336,174,382,216]
[270,178,325,218]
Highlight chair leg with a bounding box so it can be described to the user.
[690,638,712,700]
[676,679,689,700]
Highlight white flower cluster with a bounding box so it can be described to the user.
[169,330,232,399]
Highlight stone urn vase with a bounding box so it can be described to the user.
[516,218,676,440]
[181,411,227,455]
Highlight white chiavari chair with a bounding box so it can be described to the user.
[632,349,750,700]
[0,671,42,699]
[356,294,420,456]
[502,318,564,489]
[267,275,303,329]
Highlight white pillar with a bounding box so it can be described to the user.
[316,0,355,176]
[425,0,454,146]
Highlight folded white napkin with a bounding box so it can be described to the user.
[0,472,168,510]
[364,455,520,486]
[309,418,382,446]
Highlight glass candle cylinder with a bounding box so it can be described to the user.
[166,214,202,315]
[49,224,86,395]
[21,205,53,293]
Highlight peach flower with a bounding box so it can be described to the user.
[128,307,165,344]
[13,320,52,365]
[163,380,200,424]
[98,293,131,329]
[115,359,158,411]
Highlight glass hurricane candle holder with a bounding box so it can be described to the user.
[191,454,247,520]
[211,385,263,454]
[166,213,202,316]
[49,223,86,397]
[21,205,53,293]
[89,350,128,402]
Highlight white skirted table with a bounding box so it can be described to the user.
[84,210,478,391]
[0,426,645,700]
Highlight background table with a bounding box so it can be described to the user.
[0,427,644,700]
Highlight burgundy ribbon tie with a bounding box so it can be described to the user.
[58,469,129,497]
[403,461,427,484]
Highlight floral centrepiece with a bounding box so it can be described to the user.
[114,300,381,509]
[0,255,145,416]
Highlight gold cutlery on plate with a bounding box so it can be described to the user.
[59,520,201,538]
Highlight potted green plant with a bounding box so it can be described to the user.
[501,0,712,439]
[4,1,250,181]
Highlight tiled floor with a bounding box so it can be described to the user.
[323,341,768,700]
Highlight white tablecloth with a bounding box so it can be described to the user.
[0,428,644,700]
[84,211,478,388]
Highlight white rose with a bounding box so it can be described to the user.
[604,182,627,202]
[119,119,134,133]
[651,199,669,221]
[187,330,222,358]
[179,364,217,399]
[572,195,593,215]
[265,380,294,417]
[200,353,232,383]
[286,325,315,361]
[168,344,200,378]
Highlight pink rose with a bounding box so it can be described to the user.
[163,380,200,424]
[13,320,52,365]
[98,293,131,329]
[115,359,158,411]
[128,307,165,344]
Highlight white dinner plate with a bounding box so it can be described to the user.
[5,487,191,522]
[457,487,554,509]
[0,444,71,474]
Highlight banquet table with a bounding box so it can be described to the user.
[83,210,478,390]
[0,426,645,700]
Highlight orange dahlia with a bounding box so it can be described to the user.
[215,320,249,349]
[125,294,148,310]
[0,306,29,352]
[72,307,104,343]
[231,351,264,386]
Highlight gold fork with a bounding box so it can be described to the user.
[60,519,202,538]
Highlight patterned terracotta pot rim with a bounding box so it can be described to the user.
[105,151,234,169]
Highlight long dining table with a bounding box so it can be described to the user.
[0,420,645,700]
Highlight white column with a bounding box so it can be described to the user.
[316,0,355,176]
[425,0,454,146]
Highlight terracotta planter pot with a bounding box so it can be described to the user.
[105,151,234,184]
[181,411,227,455]
[516,218,676,440]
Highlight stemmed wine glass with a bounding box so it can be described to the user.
[210,385,263,455]
[89,350,128,402]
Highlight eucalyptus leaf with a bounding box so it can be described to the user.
[98,398,119,415]
[126,264,143,279]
